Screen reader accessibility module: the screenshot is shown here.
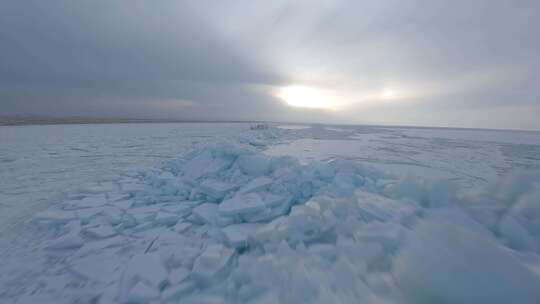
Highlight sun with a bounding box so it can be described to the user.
[275,85,341,110]
[380,88,399,100]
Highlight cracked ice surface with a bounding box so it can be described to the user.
[2,124,540,303]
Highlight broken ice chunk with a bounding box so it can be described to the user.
[253,202,336,246]
[127,281,160,303]
[219,193,266,217]
[75,207,103,223]
[192,244,235,281]
[99,206,124,226]
[308,243,338,261]
[160,203,192,217]
[107,192,130,203]
[154,211,179,226]
[120,213,137,229]
[236,154,271,176]
[45,233,84,250]
[162,281,196,302]
[75,236,126,256]
[353,222,405,251]
[192,203,217,224]
[79,182,117,194]
[262,193,289,209]
[168,267,191,285]
[222,223,261,248]
[254,216,289,242]
[70,254,121,283]
[127,205,161,223]
[114,199,134,210]
[120,182,146,194]
[173,221,192,233]
[33,210,77,225]
[199,179,238,202]
[62,195,107,210]
[119,253,168,301]
[193,203,235,227]
[355,190,418,223]
[83,224,118,239]
[499,215,537,252]
[161,245,201,270]
[182,150,232,180]
[394,220,540,304]
[238,176,273,194]
[242,193,292,223]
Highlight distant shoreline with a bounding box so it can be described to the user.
[0,117,262,126]
[1,117,538,133]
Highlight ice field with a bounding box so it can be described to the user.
[1,123,540,303]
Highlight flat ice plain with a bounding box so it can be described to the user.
[1,123,540,303]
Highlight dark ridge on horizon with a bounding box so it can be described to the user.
[0,115,265,126]
[1,115,539,134]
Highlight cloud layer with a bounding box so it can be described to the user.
[1,0,540,129]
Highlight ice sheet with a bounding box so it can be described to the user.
[2,123,540,303]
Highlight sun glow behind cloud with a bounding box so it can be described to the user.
[275,84,414,112]
[275,85,346,110]
[379,88,399,100]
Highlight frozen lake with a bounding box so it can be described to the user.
[1,123,540,303]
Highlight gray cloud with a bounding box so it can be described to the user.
[0,1,282,85]
[1,0,540,129]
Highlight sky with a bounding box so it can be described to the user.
[1,0,540,130]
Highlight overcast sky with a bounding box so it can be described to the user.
[1,1,540,129]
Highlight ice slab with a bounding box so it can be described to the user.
[96,206,124,226]
[83,224,118,239]
[127,205,161,223]
[62,195,107,210]
[199,179,238,202]
[168,267,190,285]
[238,176,273,194]
[222,223,261,248]
[154,211,179,226]
[236,154,271,176]
[33,210,77,225]
[353,222,405,251]
[219,193,266,217]
[45,233,84,250]
[126,281,160,303]
[119,253,168,302]
[182,150,232,180]
[192,244,235,281]
[161,281,196,302]
[172,221,192,233]
[160,203,192,217]
[70,254,121,283]
[394,220,540,304]
[114,199,134,210]
[355,190,418,223]
[193,203,235,227]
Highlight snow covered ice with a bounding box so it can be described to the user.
[2,123,540,303]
